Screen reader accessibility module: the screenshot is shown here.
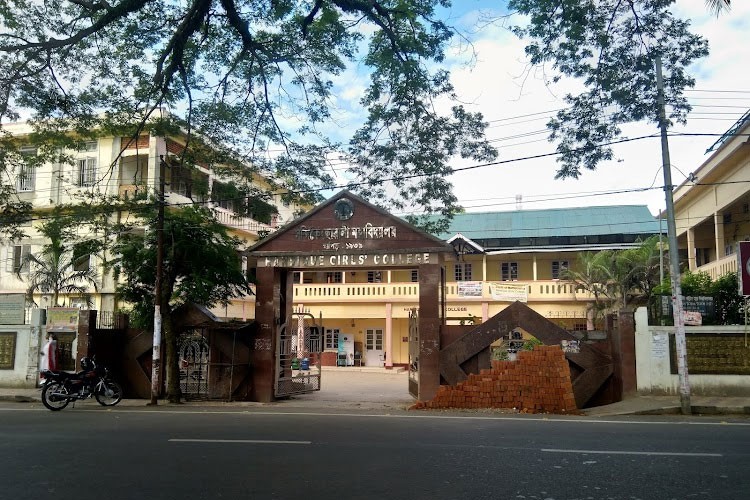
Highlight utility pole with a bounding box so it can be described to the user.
[149,156,166,405]
[655,57,691,415]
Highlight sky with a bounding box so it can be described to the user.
[340,1,750,218]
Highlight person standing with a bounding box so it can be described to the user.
[39,333,58,377]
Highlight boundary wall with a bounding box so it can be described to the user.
[635,307,750,396]
[0,310,47,388]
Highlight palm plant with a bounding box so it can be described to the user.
[19,217,99,307]
[562,250,617,329]
[706,0,732,16]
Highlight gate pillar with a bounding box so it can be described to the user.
[418,263,442,402]
[252,267,292,402]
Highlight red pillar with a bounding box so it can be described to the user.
[418,263,442,402]
[611,310,637,400]
[251,267,287,403]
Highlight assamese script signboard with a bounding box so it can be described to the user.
[0,294,25,325]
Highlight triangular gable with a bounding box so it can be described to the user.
[248,190,454,268]
[447,232,485,255]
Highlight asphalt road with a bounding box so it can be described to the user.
[1,404,748,500]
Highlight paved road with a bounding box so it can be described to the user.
[1,403,749,500]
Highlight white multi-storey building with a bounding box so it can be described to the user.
[1,119,303,317]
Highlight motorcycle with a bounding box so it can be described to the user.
[40,357,123,411]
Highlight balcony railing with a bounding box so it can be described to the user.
[696,253,737,280]
[212,206,274,235]
[293,280,591,303]
[119,183,147,199]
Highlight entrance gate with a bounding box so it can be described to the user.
[178,330,209,399]
[408,308,419,398]
[275,312,322,397]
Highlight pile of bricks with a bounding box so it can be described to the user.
[412,345,578,414]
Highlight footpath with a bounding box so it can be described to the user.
[2,367,749,416]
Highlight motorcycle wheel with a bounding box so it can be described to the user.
[41,382,70,411]
[95,380,123,406]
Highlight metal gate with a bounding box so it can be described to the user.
[408,308,419,398]
[178,330,209,399]
[275,312,322,397]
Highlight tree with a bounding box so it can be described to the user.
[711,272,743,325]
[20,212,100,307]
[706,0,732,17]
[564,236,664,327]
[617,235,663,307]
[508,0,709,178]
[0,1,497,232]
[562,250,616,329]
[115,205,251,402]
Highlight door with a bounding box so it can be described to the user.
[365,328,384,367]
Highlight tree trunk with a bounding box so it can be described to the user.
[162,307,181,403]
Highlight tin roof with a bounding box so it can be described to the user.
[433,205,660,241]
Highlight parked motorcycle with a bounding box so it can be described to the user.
[40,357,123,411]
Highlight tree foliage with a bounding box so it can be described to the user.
[509,0,709,178]
[20,209,101,307]
[563,236,662,325]
[115,205,251,401]
[654,270,744,325]
[0,0,497,231]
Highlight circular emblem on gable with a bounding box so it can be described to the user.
[333,198,354,221]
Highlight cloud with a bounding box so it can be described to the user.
[443,3,750,216]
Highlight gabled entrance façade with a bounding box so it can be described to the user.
[247,190,455,403]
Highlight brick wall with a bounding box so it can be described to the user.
[411,345,578,414]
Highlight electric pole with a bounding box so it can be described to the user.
[656,57,691,415]
[149,156,166,405]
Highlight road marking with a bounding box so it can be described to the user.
[3,407,750,427]
[169,438,311,445]
[541,448,722,457]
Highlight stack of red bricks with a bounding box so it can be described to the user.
[412,345,578,414]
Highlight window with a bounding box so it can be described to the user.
[76,158,97,186]
[411,269,419,282]
[324,328,340,350]
[72,247,91,272]
[16,163,36,192]
[454,262,472,281]
[326,271,342,283]
[366,329,384,351]
[292,272,301,284]
[501,262,518,281]
[7,245,31,274]
[367,271,382,283]
[552,260,569,280]
[16,147,37,192]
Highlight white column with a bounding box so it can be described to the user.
[714,211,725,262]
[385,303,393,368]
[687,227,696,271]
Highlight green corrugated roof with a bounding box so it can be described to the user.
[433,205,660,241]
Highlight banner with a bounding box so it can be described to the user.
[489,282,528,302]
[457,281,483,297]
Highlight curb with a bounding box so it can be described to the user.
[632,405,750,416]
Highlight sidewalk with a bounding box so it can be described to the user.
[3,375,750,416]
[582,394,750,417]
